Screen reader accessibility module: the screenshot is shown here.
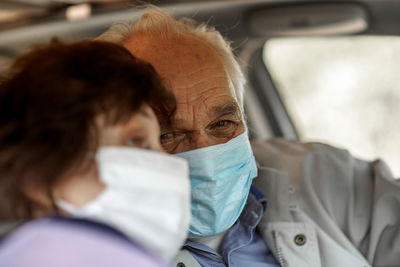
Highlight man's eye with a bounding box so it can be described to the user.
[160,132,184,153]
[160,132,175,143]
[209,120,239,138]
[214,120,234,129]
[160,132,184,146]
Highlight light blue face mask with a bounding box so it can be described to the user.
[176,132,258,238]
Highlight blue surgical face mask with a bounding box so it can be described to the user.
[176,132,258,238]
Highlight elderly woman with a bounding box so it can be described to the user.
[0,40,190,267]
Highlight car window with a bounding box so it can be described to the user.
[264,36,400,177]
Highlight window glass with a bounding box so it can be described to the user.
[264,37,400,177]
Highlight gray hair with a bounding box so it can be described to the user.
[97,7,245,109]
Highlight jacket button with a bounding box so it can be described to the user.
[177,263,186,267]
[294,234,306,246]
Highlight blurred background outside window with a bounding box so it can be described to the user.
[264,36,400,177]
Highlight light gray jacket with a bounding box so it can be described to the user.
[175,139,400,267]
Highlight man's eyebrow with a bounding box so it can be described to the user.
[211,101,241,119]
[159,101,241,132]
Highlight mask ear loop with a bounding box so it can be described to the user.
[55,198,78,216]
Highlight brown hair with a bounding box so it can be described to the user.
[0,40,175,220]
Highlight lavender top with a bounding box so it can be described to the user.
[0,217,168,267]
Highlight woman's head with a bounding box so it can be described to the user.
[0,40,175,219]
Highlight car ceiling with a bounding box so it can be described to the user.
[0,1,230,30]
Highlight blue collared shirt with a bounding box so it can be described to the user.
[184,186,280,267]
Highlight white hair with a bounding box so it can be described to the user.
[97,7,246,109]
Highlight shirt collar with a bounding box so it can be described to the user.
[238,185,267,227]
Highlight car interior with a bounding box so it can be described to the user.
[1,0,399,138]
[1,0,400,235]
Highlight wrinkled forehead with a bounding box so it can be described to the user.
[122,33,238,102]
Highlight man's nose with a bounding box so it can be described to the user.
[193,133,220,150]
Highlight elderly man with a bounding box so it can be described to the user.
[99,8,400,267]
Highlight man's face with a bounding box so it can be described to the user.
[123,34,245,153]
